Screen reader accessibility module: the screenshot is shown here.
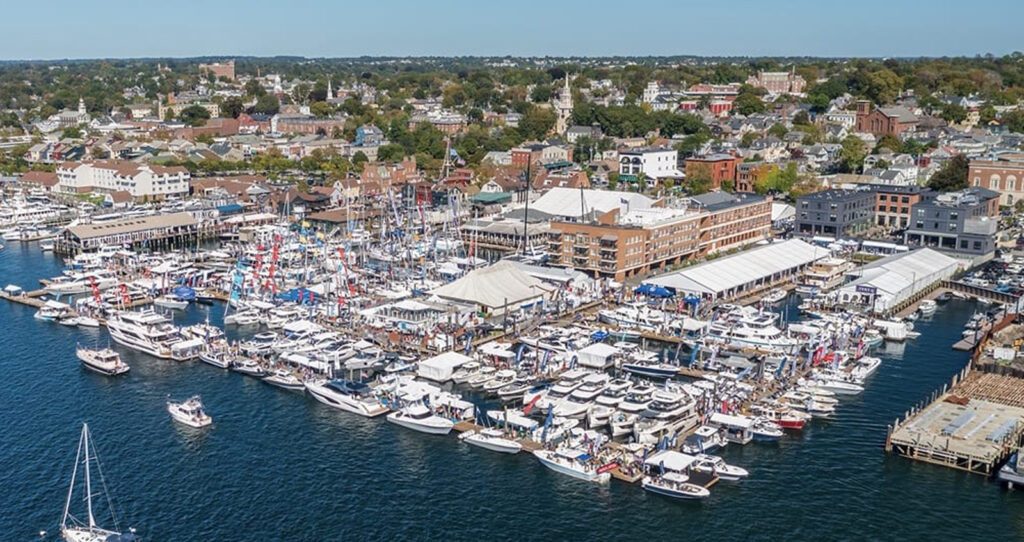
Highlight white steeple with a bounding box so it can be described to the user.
[327,79,333,100]
[77,97,86,115]
[555,74,573,135]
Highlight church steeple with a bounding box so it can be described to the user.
[77,97,86,115]
[327,78,333,100]
[555,74,573,135]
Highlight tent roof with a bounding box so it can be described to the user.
[529,187,654,220]
[578,342,620,357]
[420,351,474,370]
[644,450,698,471]
[431,261,551,309]
[843,248,958,296]
[646,239,824,296]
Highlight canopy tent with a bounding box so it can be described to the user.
[644,450,698,472]
[172,286,196,301]
[838,248,959,313]
[645,239,825,300]
[417,351,474,382]
[576,342,620,369]
[634,284,674,298]
[430,261,552,315]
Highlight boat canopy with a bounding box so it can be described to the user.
[644,450,698,472]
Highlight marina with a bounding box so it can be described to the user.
[2,225,1022,539]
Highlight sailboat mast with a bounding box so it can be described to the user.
[61,425,85,529]
[83,424,95,528]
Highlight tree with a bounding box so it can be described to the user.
[940,103,968,124]
[1003,110,1024,134]
[792,110,810,125]
[195,132,215,145]
[62,125,83,139]
[1015,199,1024,215]
[351,150,369,170]
[530,85,552,103]
[874,133,903,154]
[253,95,280,115]
[979,105,997,125]
[733,92,765,116]
[245,79,266,98]
[177,105,211,127]
[607,171,619,190]
[292,83,311,104]
[518,105,556,140]
[686,163,712,195]
[309,101,332,118]
[927,154,969,192]
[741,132,758,148]
[221,96,244,119]
[767,123,788,138]
[839,136,867,173]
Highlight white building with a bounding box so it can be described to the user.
[618,147,682,181]
[56,160,190,200]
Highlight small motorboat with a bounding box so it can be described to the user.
[936,292,951,303]
[167,396,212,428]
[231,358,267,378]
[751,418,784,441]
[459,428,522,454]
[691,454,749,481]
[262,369,305,391]
[762,288,788,304]
[154,295,188,310]
[533,447,611,484]
[918,299,937,316]
[76,346,130,376]
[386,401,454,435]
[641,472,709,499]
[199,349,232,369]
[76,316,101,328]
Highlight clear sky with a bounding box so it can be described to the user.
[2,0,1020,60]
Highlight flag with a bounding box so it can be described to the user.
[523,394,541,415]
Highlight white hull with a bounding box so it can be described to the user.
[387,412,454,435]
[305,381,389,417]
[533,450,610,483]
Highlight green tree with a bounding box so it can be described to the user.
[177,105,211,127]
[686,163,712,195]
[767,123,788,138]
[62,125,84,139]
[351,150,369,170]
[221,96,244,119]
[195,132,215,145]
[607,171,619,190]
[979,105,997,125]
[940,103,968,124]
[518,105,556,140]
[253,95,280,115]
[792,110,810,125]
[874,133,903,154]
[530,85,552,103]
[927,154,969,192]
[309,101,333,118]
[733,92,765,115]
[1002,110,1024,133]
[741,132,758,147]
[245,79,266,98]
[1014,199,1024,215]
[839,136,867,173]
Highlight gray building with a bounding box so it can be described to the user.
[795,188,875,238]
[904,187,1000,256]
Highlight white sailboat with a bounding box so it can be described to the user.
[60,424,139,542]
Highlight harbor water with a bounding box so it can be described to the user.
[1,242,1021,541]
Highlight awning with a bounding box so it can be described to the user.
[600,234,618,242]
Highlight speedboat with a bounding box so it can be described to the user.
[224,309,261,326]
[621,359,680,379]
[450,361,481,384]
[634,391,699,445]
[167,396,212,428]
[231,358,266,378]
[763,288,788,304]
[154,294,188,310]
[262,369,305,391]
[387,401,454,435]
[691,454,749,481]
[76,346,130,376]
[497,376,536,402]
[751,418,784,441]
[681,425,727,454]
[459,428,522,454]
[918,299,937,316]
[533,447,611,484]
[466,366,498,388]
[305,379,389,417]
[862,329,884,348]
[641,472,709,499]
[199,349,233,369]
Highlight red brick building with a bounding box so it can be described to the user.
[968,154,1024,206]
[854,101,918,136]
[685,153,741,190]
[735,162,778,193]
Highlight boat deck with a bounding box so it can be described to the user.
[887,371,1024,475]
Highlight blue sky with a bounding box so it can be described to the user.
[2,0,1020,60]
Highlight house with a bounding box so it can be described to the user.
[355,125,385,146]
[566,124,603,144]
[532,169,590,192]
[619,147,682,185]
[56,160,190,200]
[19,171,59,192]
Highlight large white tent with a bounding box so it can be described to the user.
[431,261,552,315]
[645,239,826,300]
[529,187,654,221]
[838,248,960,313]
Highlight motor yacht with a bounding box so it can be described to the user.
[199,349,233,369]
[554,373,610,419]
[305,379,389,417]
[76,346,130,376]
[641,472,709,499]
[691,454,749,481]
[387,400,454,435]
[106,310,183,359]
[610,383,657,437]
[167,396,212,428]
[634,391,699,445]
[586,378,633,428]
[533,447,611,484]
[262,369,306,391]
[231,358,267,378]
[153,294,188,310]
[459,428,522,454]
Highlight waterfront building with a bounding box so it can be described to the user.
[904,187,1000,258]
[837,248,959,314]
[685,192,772,256]
[795,188,876,238]
[56,160,190,200]
[57,212,198,254]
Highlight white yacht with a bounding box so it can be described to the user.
[106,310,183,359]
[918,299,937,316]
[705,306,803,354]
[610,383,657,437]
[586,378,633,428]
[305,379,389,417]
[634,391,699,445]
[553,373,610,419]
[262,369,306,391]
[60,424,139,542]
[76,346,130,376]
[641,472,710,500]
[231,358,267,378]
[691,454,749,481]
[153,294,189,310]
[167,396,212,428]
[45,272,117,295]
[198,349,233,369]
[459,428,522,454]
[35,300,73,321]
[533,447,611,484]
[531,369,591,411]
[481,369,517,394]
[387,400,454,435]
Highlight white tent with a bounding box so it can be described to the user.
[646,239,825,299]
[431,261,552,314]
[644,450,698,472]
[576,343,620,369]
[838,248,959,313]
[417,351,475,382]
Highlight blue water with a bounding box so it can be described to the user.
[1,242,1021,541]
